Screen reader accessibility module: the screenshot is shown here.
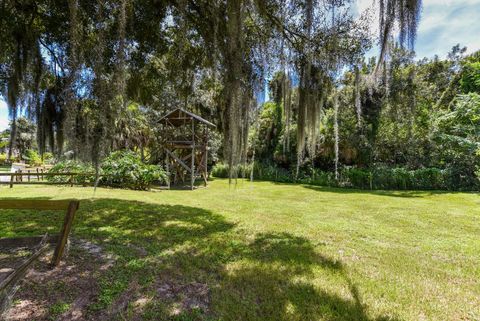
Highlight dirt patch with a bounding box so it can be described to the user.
[0,247,33,284]
[156,280,210,316]
[2,239,114,321]
[2,240,211,320]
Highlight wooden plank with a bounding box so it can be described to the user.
[0,235,49,291]
[0,236,50,314]
[165,149,191,173]
[0,181,89,186]
[0,200,73,211]
[0,172,96,177]
[51,201,79,266]
[0,235,58,249]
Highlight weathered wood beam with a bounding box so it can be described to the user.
[165,149,192,173]
[0,172,96,176]
[0,200,73,211]
[51,201,79,267]
[0,235,58,249]
[0,235,50,315]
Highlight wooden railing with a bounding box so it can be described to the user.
[0,172,98,188]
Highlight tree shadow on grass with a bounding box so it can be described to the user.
[300,184,449,198]
[1,198,400,320]
[0,196,71,239]
[211,232,399,321]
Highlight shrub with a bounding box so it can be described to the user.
[441,166,479,191]
[100,150,167,190]
[47,160,95,184]
[212,162,293,182]
[411,168,444,190]
[300,169,334,186]
[211,163,229,178]
[23,149,43,166]
[198,162,480,191]
[211,162,253,179]
[391,168,412,190]
[43,152,54,164]
[0,153,7,165]
[342,167,371,189]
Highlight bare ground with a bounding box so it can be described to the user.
[1,240,211,321]
[2,239,114,321]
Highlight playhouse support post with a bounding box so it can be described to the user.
[191,120,195,190]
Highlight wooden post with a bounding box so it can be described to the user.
[9,173,13,188]
[37,168,40,181]
[204,127,208,186]
[70,174,74,187]
[28,170,30,182]
[165,154,170,189]
[191,120,195,190]
[51,201,79,267]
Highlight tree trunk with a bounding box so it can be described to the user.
[7,119,17,161]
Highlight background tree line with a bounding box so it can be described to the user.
[1,0,479,190]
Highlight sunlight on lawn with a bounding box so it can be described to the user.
[0,180,479,320]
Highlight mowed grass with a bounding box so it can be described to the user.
[0,179,479,320]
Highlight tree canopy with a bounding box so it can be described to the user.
[2,0,478,190]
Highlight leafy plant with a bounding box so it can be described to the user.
[0,153,7,165]
[100,150,167,190]
[23,149,43,166]
[47,160,95,184]
[43,152,54,164]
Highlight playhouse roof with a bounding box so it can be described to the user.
[159,108,215,127]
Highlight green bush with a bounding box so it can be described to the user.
[213,162,478,191]
[23,149,43,166]
[211,163,253,179]
[100,150,167,190]
[0,153,7,165]
[211,163,229,178]
[212,162,294,183]
[442,166,479,191]
[47,151,167,189]
[43,152,54,164]
[300,169,334,186]
[411,168,444,190]
[47,160,95,184]
[342,168,371,189]
[391,168,412,190]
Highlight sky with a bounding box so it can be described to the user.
[0,101,7,132]
[356,0,480,59]
[1,0,480,130]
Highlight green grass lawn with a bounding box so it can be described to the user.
[1,179,479,320]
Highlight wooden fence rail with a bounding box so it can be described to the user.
[0,172,99,188]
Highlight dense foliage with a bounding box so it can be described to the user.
[248,48,480,190]
[100,150,167,190]
[47,160,95,185]
[1,0,478,190]
[212,162,476,191]
[48,151,167,190]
